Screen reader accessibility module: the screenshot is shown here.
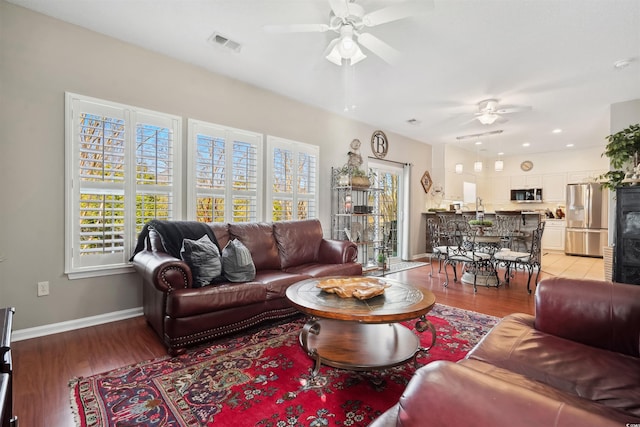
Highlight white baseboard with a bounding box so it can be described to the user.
[12,307,144,342]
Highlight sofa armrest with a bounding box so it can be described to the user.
[317,239,358,264]
[395,361,625,427]
[132,250,192,292]
[535,277,640,357]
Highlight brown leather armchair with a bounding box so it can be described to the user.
[371,277,640,426]
[133,219,361,355]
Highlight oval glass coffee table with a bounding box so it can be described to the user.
[285,276,437,376]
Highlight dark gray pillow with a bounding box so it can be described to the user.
[221,239,256,282]
[180,235,222,288]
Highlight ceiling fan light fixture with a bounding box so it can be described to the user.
[340,35,355,53]
[477,113,499,125]
[326,31,367,66]
[347,46,367,65]
[324,25,370,66]
[325,45,344,65]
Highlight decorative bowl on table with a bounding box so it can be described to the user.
[316,277,390,300]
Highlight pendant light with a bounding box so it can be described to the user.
[474,139,482,172]
[494,133,505,172]
[455,163,463,174]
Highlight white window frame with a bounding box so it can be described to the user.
[187,119,263,223]
[266,136,319,221]
[65,93,182,278]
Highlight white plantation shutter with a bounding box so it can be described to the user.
[266,136,319,221]
[65,93,181,277]
[187,120,262,223]
[134,113,178,232]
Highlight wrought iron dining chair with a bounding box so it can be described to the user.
[493,221,546,294]
[495,214,520,249]
[441,220,494,293]
[427,218,446,277]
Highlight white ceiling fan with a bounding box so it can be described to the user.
[474,99,532,125]
[264,0,431,66]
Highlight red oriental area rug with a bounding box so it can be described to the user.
[70,304,498,427]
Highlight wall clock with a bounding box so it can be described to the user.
[421,170,433,194]
[371,130,388,159]
[520,160,534,172]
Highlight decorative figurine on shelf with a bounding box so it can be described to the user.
[347,138,363,171]
[344,194,352,213]
[335,138,375,188]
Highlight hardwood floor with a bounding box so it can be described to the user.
[11,253,604,427]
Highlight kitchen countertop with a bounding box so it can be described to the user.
[423,211,541,215]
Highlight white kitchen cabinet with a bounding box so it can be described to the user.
[542,219,566,251]
[510,174,542,189]
[445,172,463,201]
[567,170,606,184]
[542,173,567,202]
[490,176,510,203]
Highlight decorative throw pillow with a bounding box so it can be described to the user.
[221,239,256,283]
[180,235,222,288]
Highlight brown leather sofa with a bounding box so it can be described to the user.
[132,219,361,355]
[371,277,640,426]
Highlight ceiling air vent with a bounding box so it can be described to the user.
[207,32,242,53]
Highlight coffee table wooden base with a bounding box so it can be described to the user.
[300,318,435,376]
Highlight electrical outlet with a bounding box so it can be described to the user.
[37,281,49,297]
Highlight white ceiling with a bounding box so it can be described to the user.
[9,0,640,158]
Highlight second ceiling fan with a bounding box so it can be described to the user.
[474,99,532,125]
[264,0,431,66]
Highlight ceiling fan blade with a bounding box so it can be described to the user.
[496,105,532,114]
[357,32,400,64]
[328,0,350,19]
[362,1,433,27]
[263,24,330,33]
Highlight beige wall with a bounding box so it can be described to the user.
[0,2,432,329]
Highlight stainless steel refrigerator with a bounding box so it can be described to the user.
[565,183,608,257]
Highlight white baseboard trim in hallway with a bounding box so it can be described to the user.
[12,307,144,342]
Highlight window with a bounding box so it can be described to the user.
[187,120,262,223]
[65,93,181,277]
[266,136,318,221]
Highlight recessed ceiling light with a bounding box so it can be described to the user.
[475,141,482,145]
[522,142,530,147]
[552,129,563,134]
[497,151,504,156]
[566,143,574,148]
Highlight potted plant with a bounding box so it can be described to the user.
[335,164,374,188]
[468,219,493,227]
[600,123,640,190]
[468,219,493,236]
[377,251,387,269]
[351,167,371,188]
